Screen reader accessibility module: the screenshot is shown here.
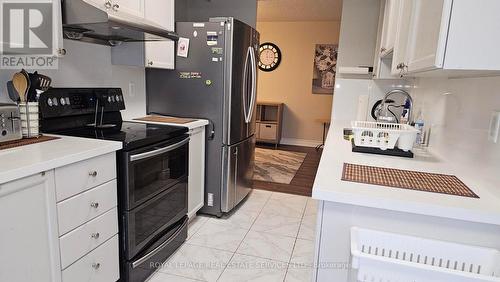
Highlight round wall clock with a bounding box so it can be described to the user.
[258,42,281,72]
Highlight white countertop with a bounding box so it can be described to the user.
[128,116,209,130]
[312,120,500,226]
[0,136,122,184]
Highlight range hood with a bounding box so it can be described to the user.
[62,0,179,46]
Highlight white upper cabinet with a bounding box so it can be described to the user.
[392,0,500,77]
[114,0,145,17]
[373,0,402,79]
[379,0,400,57]
[404,0,452,73]
[391,0,413,76]
[111,0,175,69]
[144,0,175,69]
[85,0,144,17]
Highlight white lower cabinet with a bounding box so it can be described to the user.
[0,153,119,282]
[59,208,119,269]
[0,171,61,282]
[188,126,206,218]
[57,179,118,235]
[62,235,120,282]
[55,153,116,202]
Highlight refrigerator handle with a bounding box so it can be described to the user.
[242,47,251,123]
[247,46,257,123]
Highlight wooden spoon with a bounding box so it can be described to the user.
[12,72,28,102]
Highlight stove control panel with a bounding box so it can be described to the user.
[40,88,125,118]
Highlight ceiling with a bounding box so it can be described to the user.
[257,0,343,22]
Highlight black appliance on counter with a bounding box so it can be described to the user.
[39,88,189,282]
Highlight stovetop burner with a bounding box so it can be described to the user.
[39,88,188,151]
[56,121,188,151]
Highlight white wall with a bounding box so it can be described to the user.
[412,76,500,183]
[0,40,147,120]
[175,0,257,28]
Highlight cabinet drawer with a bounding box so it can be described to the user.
[259,123,277,140]
[55,153,116,202]
[60,208,118,269]
[57,180,117,235]
[62,235,119,282]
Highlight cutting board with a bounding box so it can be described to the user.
[133,116,197,124]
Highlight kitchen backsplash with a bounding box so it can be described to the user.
[331,78,414,121]
[0,40,147,120]
[412,76,500,186]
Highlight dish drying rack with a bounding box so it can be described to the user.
[351,121,418,151]
[350,227,500,282]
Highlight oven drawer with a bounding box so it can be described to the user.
[57,180,117,235]
[60,208,118,269]
[122,216,188,282]
[123,179,187,259]
[62,235,119,282]
[55,153,116,202]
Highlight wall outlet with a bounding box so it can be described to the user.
[207,193,214,207]
[489,111,500,143]
[128,82,136,97]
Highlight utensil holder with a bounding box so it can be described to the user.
[19,102,40,138]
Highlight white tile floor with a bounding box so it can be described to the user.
[147,189,318,282]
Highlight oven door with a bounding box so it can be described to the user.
[122,135,189,210]
[122,178,188,259]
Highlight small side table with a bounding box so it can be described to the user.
[315,118,331,151]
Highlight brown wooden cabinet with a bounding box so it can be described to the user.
[255,102,284,148]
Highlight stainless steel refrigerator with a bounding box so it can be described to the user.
[146,17,259,216]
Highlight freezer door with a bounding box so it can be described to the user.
[225,20,260,146]
[221,136,255,213]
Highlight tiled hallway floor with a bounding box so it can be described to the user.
[148,189,318,282]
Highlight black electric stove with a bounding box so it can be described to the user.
[40,88,190,282]
[54,121,187,151]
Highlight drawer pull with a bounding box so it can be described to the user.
[89,171,98,177]
[92,262,101,270]
[265,125,271,128]
[91,232,100,239]
[90,202,99,209]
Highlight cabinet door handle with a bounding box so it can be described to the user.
[265,125,271,128]
[92,262,101,270]
[90,202,99,209]
[91,232,100,239]
[89,171,98,177]
[147,60,154,66]
[104,1,112,9]
[112,4,119,11]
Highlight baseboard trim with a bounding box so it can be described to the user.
[280,138,322,148]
